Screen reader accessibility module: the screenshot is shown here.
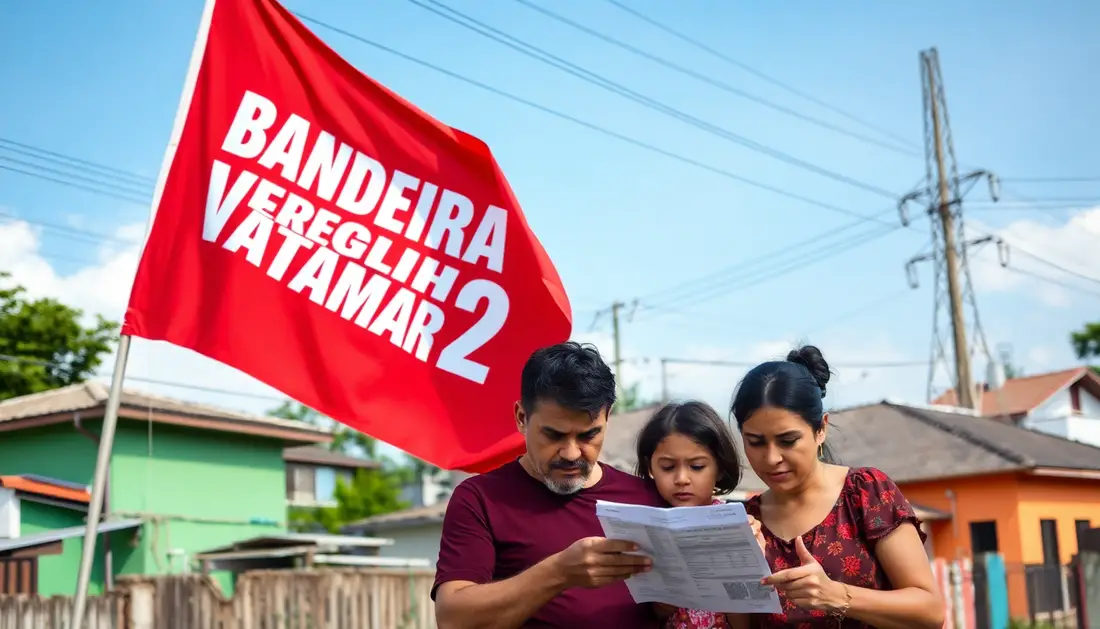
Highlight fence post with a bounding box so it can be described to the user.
[933,558,954,629]
[950,561,966,629]
[982,553,1009,629]
[128,581,155,629]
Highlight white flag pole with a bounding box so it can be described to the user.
[70,335,131,624]
[70,0,217,624]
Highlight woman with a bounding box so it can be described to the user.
[729,345,943,629]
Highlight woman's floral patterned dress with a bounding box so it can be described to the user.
[743,467,926,629]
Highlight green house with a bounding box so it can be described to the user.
[0,381,330,596]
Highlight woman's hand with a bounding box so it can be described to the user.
[761,536,847,612]
[747,515,766,554]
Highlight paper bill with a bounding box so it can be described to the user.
[596,500,781,614]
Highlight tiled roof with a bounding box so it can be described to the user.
[0,475,90,504]
[0,381,330,442]
[828,400,1100,482]
[932,367,1096,417]
[343,501,448,532]
[0,519,142,554]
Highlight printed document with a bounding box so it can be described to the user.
[596,500,781,614]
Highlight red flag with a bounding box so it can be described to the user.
[122,0,571,472]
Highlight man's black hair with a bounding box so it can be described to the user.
[520,341,617,418]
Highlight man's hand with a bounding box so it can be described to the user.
[552,537,652,589]
[761,536,846,612]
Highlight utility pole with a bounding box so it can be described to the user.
[660,358,669,403]
[610,301,625,402]
[899,47,1003,409]
[925,52,973,410]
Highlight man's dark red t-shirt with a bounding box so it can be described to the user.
[432,459,667,628]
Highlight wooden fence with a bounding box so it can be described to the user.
[0,591,128,629]
[0,569,435,629]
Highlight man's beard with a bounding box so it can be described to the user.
[534,458,593,495]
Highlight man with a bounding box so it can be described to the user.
[432,341,667,628]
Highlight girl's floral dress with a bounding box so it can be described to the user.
[743,467,926,629]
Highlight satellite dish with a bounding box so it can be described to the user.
[986,358,1007,391]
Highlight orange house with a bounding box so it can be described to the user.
[828,400,1100,617]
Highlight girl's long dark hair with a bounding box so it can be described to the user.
[635,401,743,495]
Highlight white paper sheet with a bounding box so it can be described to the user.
[596,500,782,615]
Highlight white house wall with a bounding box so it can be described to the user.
[0,488,19,539]
[1081,387,1100,417]
[376,523,444,567]
[1025,386,1100,447]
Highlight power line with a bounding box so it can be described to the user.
[295,12,896,225]
[509,0,918,157]
[635,223,900,319]
[0,353,289,403]
[631,209,891,307]
[1008,243,1100,286]
[968,202,1100,213]
[0,164,150,206]
[995,262,1100,300]
[0,211,135,248]
[0,150,149,197]
[1000,176,1100,184]
[970,197,1100,207]
[400,0,901,201]
[660,356,926,369]
[0,138,156,186]
[600,0,918,151]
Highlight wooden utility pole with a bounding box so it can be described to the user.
[923,52,974,409]
[660,358,669,403]
[610,301,625,401]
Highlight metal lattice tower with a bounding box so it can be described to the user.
[899,47,1005,406]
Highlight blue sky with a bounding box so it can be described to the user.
[2,0,1098,446]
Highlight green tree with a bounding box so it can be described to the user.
[0,272,117,401]
[314,469,408,532]
[1071,322,1100,375]
[1072,322,1100,361]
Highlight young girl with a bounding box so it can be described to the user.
[635,401,764,629]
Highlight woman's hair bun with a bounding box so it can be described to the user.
[786,345,831,398]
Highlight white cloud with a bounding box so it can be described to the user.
[0,218,292,421]
[1026,345,1055,370]
[967,206,1100,307]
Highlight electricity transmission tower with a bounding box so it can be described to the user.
[898,47,1007,408]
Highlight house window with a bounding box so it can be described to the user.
[1040,519,1061,565]
[970,521,999,553]
[1070,385,1082,414]
[315,467,337,504]
[286,464,316,504]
